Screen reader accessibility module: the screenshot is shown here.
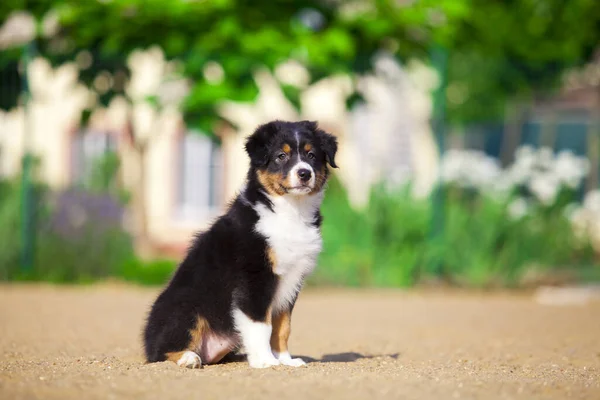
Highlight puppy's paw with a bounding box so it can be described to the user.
[281,357,306,367]
[248,354,280,369]
[177,351,202,369]
[274,351,306,367]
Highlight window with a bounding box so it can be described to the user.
[71,130,118,188]
[175,131,222,222]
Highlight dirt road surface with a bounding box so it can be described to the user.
[1,284,599,400]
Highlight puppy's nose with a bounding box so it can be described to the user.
[297,168,312,182]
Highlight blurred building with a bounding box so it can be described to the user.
[446,52,600,191]
[0,48,440,258]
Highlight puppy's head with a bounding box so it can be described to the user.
[245,120,338,196]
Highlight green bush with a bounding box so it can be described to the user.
[31,227,134,283]
[0,179,26,279]
[437,188,595,287]
[313,178,430,288]
[313,176,599,288]
[2,171,596,288]
[0,172,177,285]
[0,177,136,283]
[118,258,177,285]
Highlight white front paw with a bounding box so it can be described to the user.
[177,351,202,369]
[248,354,280,369]
[274,351,307,367]
[282,357,306,367]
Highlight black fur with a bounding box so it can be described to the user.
[143,120,337,364]
[247,120,337,182]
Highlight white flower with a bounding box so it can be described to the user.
[440,146,591,208]
[508,198,529,220]
[440,149,501,190]
[529,174,560,205]
[584,190,600,214]
[505,145,537,186]
[275,59,310,88]
[490,175,514,196]
[440,149,465,183]
[568,191,600,251]
[553,150,590,189]
[515,145,535,160]
[537,147,555,169]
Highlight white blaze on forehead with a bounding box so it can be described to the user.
[289,161,315,190]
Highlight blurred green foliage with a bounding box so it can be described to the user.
[119,258,176,286]
[313,178,429,287]
[438,187,596,286]
[0,174,136,283]
[0,179,26,275]
[447,0,600,123]
[311,177,598,288]
[2,1,600,287]
[33,226,134,283]
[81,151,131,204]
[0,156,171,284]
[2,0,599,127]
[1,171,597,287]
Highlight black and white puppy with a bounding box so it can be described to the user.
[143,120,338,369]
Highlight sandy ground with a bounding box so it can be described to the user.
[0,284,599,400]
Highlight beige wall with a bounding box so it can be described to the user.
[0,51,215,254]
[89,48,218,250]
[0,58,88,186]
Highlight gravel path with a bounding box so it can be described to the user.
[1,284,599,400]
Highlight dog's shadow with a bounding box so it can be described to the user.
[221,352,399,364]
[301,352,399,363]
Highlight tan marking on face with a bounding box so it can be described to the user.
[304,143,312,152]
[282,143,291,153]
[257,170,287,196]
[310,165,328,195]
[270,311,291,353]
[164,316,209,364]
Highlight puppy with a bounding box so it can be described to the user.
[143,120,338,368]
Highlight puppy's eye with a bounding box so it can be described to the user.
[307,152,315,160]
[277,153,287,161]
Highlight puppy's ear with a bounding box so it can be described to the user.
[316,128,338,168]
[245,122,277,168]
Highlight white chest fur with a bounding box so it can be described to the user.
[254,193,323,313]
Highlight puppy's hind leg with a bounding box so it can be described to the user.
[164,316,209,369]
[166,350,202,369]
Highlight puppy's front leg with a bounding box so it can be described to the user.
[233,308,280,368]
[271,309,306,367]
